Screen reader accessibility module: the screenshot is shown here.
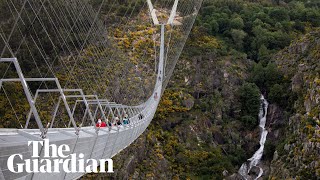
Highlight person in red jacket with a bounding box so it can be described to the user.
[101,121,106,127]
[96,119,102,127]
[96,118,107,128]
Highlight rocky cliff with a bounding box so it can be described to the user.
[269,29,320,179]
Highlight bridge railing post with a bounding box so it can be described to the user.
[167,0,179,25]
[93,96,109,127]
[0,58,46,137]
[23,81,79,131]
[50,97,61,128]
[13,58,45,136]
[68,99,79,128]
[25,90,40,129]
[55,81,79,132]
[62,92,98,132]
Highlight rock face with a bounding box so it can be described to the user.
[267,104,285,129]
[265,104,286,149]
[269,30,320,179]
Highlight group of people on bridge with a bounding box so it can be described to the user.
[96,114,131,128]
[94,89,160,128]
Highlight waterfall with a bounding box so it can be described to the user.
[238,95,269,180]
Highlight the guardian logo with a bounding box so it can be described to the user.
[7,139,114,173]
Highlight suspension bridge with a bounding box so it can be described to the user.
[0,0,202,179]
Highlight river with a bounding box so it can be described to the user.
[238,95,269,180]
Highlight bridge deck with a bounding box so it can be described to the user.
[0,96,158,180]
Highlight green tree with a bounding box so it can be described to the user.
[304,8,320,26]
[217,16,230,33]
[258,44,269,62]
[269,8,290,22]
[249,62,265,88]
[209,19,219,35]
[264,63,284,88]
[230,17,244,29]
[249,62,285,92]
[230,29,247,49]
[239,83,261,119]
[269,84,284,105]
[241,115,258,130]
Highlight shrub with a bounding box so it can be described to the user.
[241,115,257,130]
[239,83,261,118]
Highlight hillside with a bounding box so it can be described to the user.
[269,29,320,179]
